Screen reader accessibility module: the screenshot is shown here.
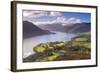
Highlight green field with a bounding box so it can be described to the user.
[23,32,91,62]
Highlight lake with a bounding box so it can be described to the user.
[23,31,77,58]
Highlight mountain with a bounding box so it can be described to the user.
[38,23,64,32]
[64,23,90,33]
[23,21,52,39]
[38,23,90,33]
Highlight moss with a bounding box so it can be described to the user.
[74,38,88,42]
[47,55,58,61]
[34,47,46,53]
[56,42,64,46]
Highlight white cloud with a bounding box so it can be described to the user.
[34,21,52,25]
[75,19,81,23]
[23,10,48,18]
[68,17,76,21]
[61,17,81,26]
[34,17,81,26]
[49,12,62,16]
[23,11,82,26]
[51,17,81,26]
[56,17,67,23]
[23,11,62,18]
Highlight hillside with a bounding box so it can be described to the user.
[38,23,90,33]
[64,23,90,33]
[23,21,52,39]
[38,23,64,32]
[23,32,91,62]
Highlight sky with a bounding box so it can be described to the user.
[23,10,91,26]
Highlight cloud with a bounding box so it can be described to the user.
[61,17,81,26]
[23,11,62,18]
[49,12,62,16]
[23,10,82,26]
[51,17,81,26]
[34,16,81,26]
[23,10,48,18]
[34,21,52,25]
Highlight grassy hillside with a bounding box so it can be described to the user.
[23,32,91,62]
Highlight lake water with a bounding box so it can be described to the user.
[23,31,76,58]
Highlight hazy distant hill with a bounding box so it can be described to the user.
[38,23,90,33]
[38,23,64,32]
[23,21,51,39]
[64,23,90,33]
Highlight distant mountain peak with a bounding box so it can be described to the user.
[38,22,90,33]
[23,21,51,39]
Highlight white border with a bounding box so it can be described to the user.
[17,3,96,69]
[15,0,97,6]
